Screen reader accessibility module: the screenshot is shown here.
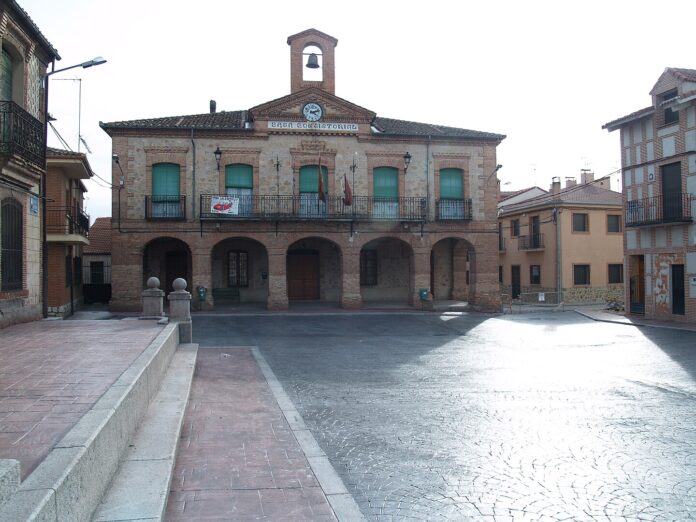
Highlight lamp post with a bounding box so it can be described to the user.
[403,151,412,174]
[214,146,222,172]
[41,57,107,317]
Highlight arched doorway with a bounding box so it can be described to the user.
[142,237,192,294]
[210,237,268,305]
[286,237,341,302]
[360,237,413,306]
[430,237,473,302]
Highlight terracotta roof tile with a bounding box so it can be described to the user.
[84,217,112,254]
[372,117,505,140]
[100,111,248,131]
[499,181,621,214]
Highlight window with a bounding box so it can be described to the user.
[299,165,328,217]
[1,197,22,291]
[574,264,590,285]
[608,264,623,284]
[510,219,520,237]
[151,163,181,218]
[498,265,503,283]
[90,261,105,284]
[572,213,589,232]
[607,215,622,233]
[360,250,377,286]
[439,168,464,219]
[373,167,399,218]
[1,48,13,102]
[228,251,249,287]
[530,265,541,285]
[225,164,253,215]
[661,89,679,125]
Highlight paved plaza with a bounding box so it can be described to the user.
[194,311,696,521]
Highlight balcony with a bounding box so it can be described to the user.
[145,195,187,221]
[199,195,427,222]
[0,101,45,169]
[46,206,90,244]
[435,198,473,221]
[518,233,545,250]
[625,194,692,227]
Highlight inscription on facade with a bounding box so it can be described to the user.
[269,121,359,132]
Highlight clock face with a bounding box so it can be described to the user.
[303,102,323,122]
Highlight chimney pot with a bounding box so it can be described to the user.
[551,176,561,195]
[210,100,217,113]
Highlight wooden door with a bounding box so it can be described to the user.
[629,255,645,314]
[287,251,320,300]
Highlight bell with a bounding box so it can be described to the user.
[306,53,320,69]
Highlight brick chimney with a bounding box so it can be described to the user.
[581,169,594,184]
[550,177,561,195]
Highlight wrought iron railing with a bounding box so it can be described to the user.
[518,233,545,250]
[145,195,187,220]
[0,101,45,169]
[435,198,473,221]
[199,194,427,221]
[46,206,90,236]
[625,194,692,226]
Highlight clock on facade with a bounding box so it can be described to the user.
[302,102,323,122]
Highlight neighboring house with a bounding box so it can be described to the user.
[603,67,696,323]
[45,147,91,317]
[499,186,547,206]
[100,29,505,312]
[0,1,59,328]
[82,216,111,304]
[498,172,624,305]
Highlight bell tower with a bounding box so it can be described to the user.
[287,29,338,95]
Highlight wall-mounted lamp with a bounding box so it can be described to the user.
[214,146,222,171]
[486,164,503,184]
[403,152,412,174]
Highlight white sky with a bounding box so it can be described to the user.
[18,0,696,220]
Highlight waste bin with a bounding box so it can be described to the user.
[419,288,429,301]
[196,286,207,301]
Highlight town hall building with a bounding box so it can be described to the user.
[100,29,505,312]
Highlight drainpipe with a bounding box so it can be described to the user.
[554,207,562,303]
[190,130,196,220]
[426,135,431,220]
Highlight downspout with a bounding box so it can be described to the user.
[554,206,562,303]
[41,59,56,318]
[190,130,196,220]
[426,135,431,221]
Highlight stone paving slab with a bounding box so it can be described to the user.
[165,347,339,521]
[0,319,164,480]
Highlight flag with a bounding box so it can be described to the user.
[317,155,325,202]
[343,174,352,206]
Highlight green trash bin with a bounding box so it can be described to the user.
[196,286,207,301]
[419,288,429,301]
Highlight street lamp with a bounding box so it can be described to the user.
[214,146,222,171]
[403,151,412,174]
[41,57,107,317]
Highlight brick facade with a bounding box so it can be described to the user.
[102,29,505,313]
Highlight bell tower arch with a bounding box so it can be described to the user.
[287,28,338,95]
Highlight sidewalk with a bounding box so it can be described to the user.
[0,319,164,480]
[575,307,696,332]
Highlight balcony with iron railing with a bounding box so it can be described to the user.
[625,194,692,227]
[0,101,45,169]
[199,194,427,222]
[46,206,90,244]
[518,233,545,250]
[145,195,187,221]
[435,198,473,221]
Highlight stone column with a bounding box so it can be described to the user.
[142,277,164,317]
[168,278,192,343]
[341,247,362,309]
[410,249,432,309]
[451,241,469,300]
[267,248,288,310]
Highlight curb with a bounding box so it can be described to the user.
[0,322,180,522]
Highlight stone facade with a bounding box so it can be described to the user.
[604,68,696,323]
[101,29,505,313]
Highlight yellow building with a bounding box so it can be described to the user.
[498,174,624,305]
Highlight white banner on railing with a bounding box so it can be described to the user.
[210,196,239,215]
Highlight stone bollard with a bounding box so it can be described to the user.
[142,277,165,317]
[168,277,192,343]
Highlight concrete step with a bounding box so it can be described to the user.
[91,343,198,521]
[0,321,181,522]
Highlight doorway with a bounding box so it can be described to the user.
[165,251,188,295]
[629,255,645,314]
[287,250,320,300]
[672,264,685,315]
[511,265,521,299]
[661,163,682,222]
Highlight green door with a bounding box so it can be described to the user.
[299,165,328,217]
[225,164,253,215]
[151,163,181,218]
[373,167,398,218]
[439,168,464,219]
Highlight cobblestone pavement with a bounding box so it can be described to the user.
[0,319,163,479]
[194,312,696,521]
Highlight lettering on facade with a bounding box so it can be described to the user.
[268,121,359,132]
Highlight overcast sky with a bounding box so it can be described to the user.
[18,0,696,220]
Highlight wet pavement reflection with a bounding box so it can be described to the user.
[194,312,696,521]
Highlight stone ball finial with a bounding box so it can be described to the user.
[172,278,187,292]
[146,277,160,289]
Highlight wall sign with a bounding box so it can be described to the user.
[30,195,39,215]
[268,121,358,132]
